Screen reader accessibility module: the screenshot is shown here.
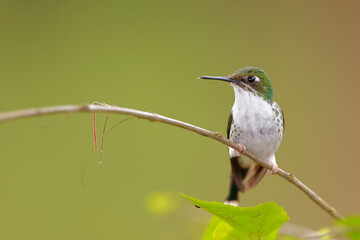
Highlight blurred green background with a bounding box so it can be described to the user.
[1,0,360,239]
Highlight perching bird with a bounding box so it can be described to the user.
[200,67,284,205]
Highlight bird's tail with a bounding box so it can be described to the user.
[225,157,267,205]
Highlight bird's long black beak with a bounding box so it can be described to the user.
[198,76,233,83]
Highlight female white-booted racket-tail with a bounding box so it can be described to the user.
[200,67,284,206]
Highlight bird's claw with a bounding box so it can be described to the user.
[214,132,223,138]
[237,144,246,154]
[270,163,279,175]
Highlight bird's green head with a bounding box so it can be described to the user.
[200,66,273,101]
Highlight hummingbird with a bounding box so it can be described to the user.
[200,67,284,205]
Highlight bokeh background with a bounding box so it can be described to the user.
[1,0,360,239]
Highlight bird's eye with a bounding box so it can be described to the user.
[247,75,259,83]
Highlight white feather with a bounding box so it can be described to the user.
[228,84,283,166]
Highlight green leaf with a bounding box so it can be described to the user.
[335,215,360,240]
[202,216,249,240]
[202,216,280,240]
[182,194,289,239]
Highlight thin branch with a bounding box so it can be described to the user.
[0,104,344,220]
[99,112,110,171]
[92,112,98,150]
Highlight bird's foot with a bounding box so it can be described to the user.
[237,144,246,154]
[214,132,223,138]
[269,163,279,175]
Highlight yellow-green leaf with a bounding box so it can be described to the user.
[182,193,289,238]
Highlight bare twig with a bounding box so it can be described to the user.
[92,112,98,150]
[99,113,110,171]
[0,104,344,220]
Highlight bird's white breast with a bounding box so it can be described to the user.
[228,86,283,162]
